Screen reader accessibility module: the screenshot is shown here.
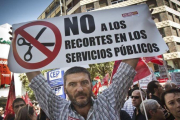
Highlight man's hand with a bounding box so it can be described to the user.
[26,71,41,82]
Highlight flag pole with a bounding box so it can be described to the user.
[162,55,172,87]
[138,81,148,120]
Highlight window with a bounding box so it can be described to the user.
[158,28,165,37]
[164,0,170,7]
[168,13,174,22]
[99,0,108,7]
[172,3,177,10]
[86,3,94,11]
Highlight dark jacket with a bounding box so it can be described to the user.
[120,110,132,120]
[132,108,146,120]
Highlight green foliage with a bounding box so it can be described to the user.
[87,62,114,80]
[19,69,53,100]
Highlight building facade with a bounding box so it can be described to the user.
[38,0,180,78]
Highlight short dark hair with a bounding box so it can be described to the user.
[147,81,159,94]
[15,105,34,120]
[63,66,91,85]
[161,88,180,107]
[12,98,26,108]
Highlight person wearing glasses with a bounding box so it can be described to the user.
[140,99,166,120]
[10,98,26,120]
[131,90,146,120]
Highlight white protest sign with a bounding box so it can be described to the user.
[171,72,180,87]
[8,4,168,73]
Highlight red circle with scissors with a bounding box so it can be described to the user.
[12,21,62,69]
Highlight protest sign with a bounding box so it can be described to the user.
[171,72,180,87]
[8,4,168,73]
[159,65,168,79]
[47,69,66,98]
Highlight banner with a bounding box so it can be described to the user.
[171,72,180,87]
[8,4,168,73]
[133,59,151,82]
[4,74,15,119]
[47,69,66,99]
[0,58,11,85]
[144,55,163,65]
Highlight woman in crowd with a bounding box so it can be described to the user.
[15,105,37,120]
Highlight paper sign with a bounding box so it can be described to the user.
[8,4,168,73]
[171,72,180,87]
[47,69,64,87]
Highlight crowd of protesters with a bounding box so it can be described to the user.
[1,69,179,120]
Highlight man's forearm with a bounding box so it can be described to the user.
[26,71,41,82]
[122,58,139,69]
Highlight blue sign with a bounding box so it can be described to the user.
[52,85,66,99]
[47,69,66,99]
[47,69,64,87]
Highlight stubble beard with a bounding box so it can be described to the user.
[66,89,92,108]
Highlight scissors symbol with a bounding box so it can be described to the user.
[17,27,55,61]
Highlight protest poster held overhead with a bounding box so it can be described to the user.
[8,4,169,73]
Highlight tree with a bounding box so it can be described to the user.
[87,62,114,80]
[19,69,52,100]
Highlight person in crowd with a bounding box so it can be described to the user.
[131,89,146,120]
[0,107,4,120]
[9,98,26,120]
[161,89,180,120]
[146,89,152,99]
[120,110,132,120]
[26,58,139,119]
[147,81,164,107]
[122,88,136,118]
[140,99,166,120]
[15,105,37,120]
[37,109,50,120]
[164,82,177,91]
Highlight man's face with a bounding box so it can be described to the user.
[151,104,166,120]
[13,101,25,114]
[131,90,142,108]
[65,72,92,108]
[164,93,180,119]
[156,82,164,95]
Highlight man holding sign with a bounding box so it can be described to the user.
[26,59,138,120]
[8,4,168,120]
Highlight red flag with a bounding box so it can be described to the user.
[133,59,151,82]
[102,73,109,86]
[23,92,33,106]
[92,82,102,96]
[144,55,163,65]
[110,59,151,84]
[94,76,100,80]
[4,74,16,119]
